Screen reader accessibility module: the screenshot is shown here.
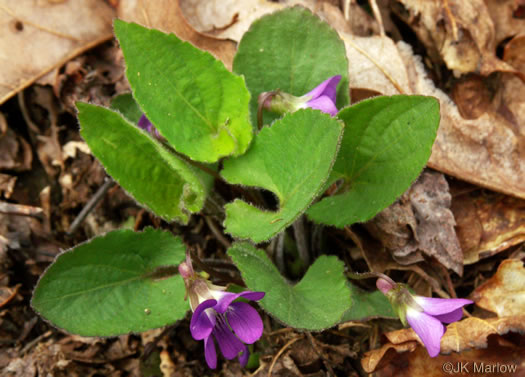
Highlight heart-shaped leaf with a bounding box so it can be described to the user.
[307,95,440,227]
[77,102,211,223]
[221,109,343,242]
[233,6,349,126]
[32,228,188,336]
[228,242,351,330]
[114,20,253,163]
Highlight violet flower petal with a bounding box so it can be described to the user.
[213,291,265,314]
[226,301,264,344]
[306,96,339,116]
[214,318,245,360]
[415,297,473,316]
[238,345,250,367]
[204,336,217,369]
[305,75,341,102]
[406,309,444,358]
[138,114,153,132]
[190,299,217,340]
[433,308,464,324]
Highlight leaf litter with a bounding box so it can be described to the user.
[1,0,524,375]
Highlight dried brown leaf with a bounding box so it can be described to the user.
[451,75,492,120]
[363,315,525,373]
[366,341,525,376]
[451,190,525,264]
[472,259,525,317]
[366,172,462,274]
[179,0,359,46]
[343,34,411,95]
[361,342,417,374]
[392,0,518,76]
[0,0,115,105]
[396,42,525,200]
[504,35,525,72]
[485,0,525,45]
[179,0,285,42]
[0,174,16,199]
[406,172,463,274]
[117,0,236,69]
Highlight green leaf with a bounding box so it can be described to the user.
[31,228,188,336]
[114,20,253,163]
[77,102,211,223]
[228,242,351,330]
[342,282,396,321]
[110,93,142,124]
[221,109,343,243]
[233,6,349,126]
[307,95,440,227]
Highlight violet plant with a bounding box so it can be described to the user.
[30,6,469,367]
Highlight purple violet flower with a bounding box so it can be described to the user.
[138,114,154,133]
[377,277,473,358]
[137,114,161,138]
[179,255,265,369]
[258,75,341,117]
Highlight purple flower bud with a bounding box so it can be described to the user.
[377,279,473,358]
[376,277,395,295]
[178,252,194,279]
[259,75,341,117]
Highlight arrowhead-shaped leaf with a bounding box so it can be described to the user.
[77,102,211,223]
[228,242,351,330]
[32,228,188,336]
[307,95,440,227]
[233,6,349,126]
[221,109,343,242]
[114,20,253,163]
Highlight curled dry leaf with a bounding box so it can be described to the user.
[361,342,417,374]
[391,0,518,76]
[362,315,525,373]
[472,259,525,317]
[0,0,115,105]
[451,75,492,120]
[179,0,285,42]
[485,0,525,45]
[367,171,463,274]
[364,191,420,264]
[451,189,525,264]
[117,0,236,69]
[343,33,411,95]
[365,341,525,377]
[403,172,462,274]
[179,0,362,44]
[0,113,32,172]
[397,43,525,200]
[0,174,16,199]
